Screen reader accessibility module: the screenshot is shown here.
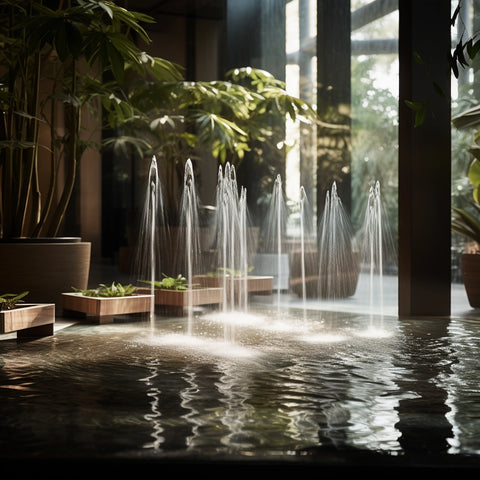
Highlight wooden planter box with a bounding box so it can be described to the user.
[193,275,273,295]
[138,287,223,316]
[61,292,153,324]
[1,303,55,338]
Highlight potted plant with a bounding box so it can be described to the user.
[0,0,183,304]
[0,290,55,337]
[449,5,480,308]
[451,105,480,307]
[138,274,223,316]
[62,281,153,323]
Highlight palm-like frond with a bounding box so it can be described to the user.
[452,206,480,244]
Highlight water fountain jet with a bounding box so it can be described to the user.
[179,159,201,334]
[259,175,287,310]
[317,182,359,301]
[357,180,396,329]
[133,155,167,326]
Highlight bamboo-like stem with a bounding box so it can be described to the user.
[32,63,58,237]
[22,51,41,236]
[46,57,78,237]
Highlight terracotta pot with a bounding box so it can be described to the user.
[462,253,480,308]
[0,238,91,310]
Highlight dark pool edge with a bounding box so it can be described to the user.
[3,450,480,477]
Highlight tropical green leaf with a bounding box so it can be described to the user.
[103,1,153,44]
[98,1,114,20]
[404,100,426,127]
[452,104,480,130]
[0,291,29,310]
[468,159,480,191]
[103,135,152,160]
[139,274,188,290]
[452,206,480,243]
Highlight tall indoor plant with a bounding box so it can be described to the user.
[0,0,182,305]
[450,3,480,307]
[451,105,480,307]
[0,0,182,239]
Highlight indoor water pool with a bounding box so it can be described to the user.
[1,306,480,474]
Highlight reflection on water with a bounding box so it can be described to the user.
[0,307,480,465]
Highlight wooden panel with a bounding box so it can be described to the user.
[193,275,273,293]
[1,304,55,334]
[149,288,223,307]
[245,276,273,293]
[62,293,153,316]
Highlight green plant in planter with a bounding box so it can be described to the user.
[451,131,480,247]
[0,0,182,239]
[449,1,480,249]
[140,274,188,290]
[0,291,29,310]
[73,282,137,297]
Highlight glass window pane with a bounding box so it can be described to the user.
[285,0,399,313]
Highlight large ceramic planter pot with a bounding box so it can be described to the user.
[462,253,480,308]
[0,238,91,309]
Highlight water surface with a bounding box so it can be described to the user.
[1,307,480,471]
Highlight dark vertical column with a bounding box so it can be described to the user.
[185,13,196,81]
[223,0,285,76]
[222,0,287,222]
[316,0,352,218]
[223,0,261,73]
[260,0,287,81]
[260,0,287,183]
[398,0,451,316]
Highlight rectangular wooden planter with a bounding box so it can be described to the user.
[193,275,273,295]
[61,292,153,324]
[1,303,55,338]
[138,287,223,316]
